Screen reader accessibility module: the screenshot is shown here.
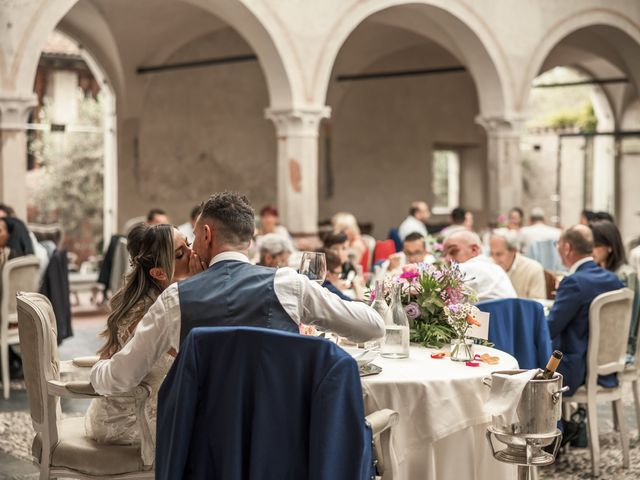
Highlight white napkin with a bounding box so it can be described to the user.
[484,369,539,428]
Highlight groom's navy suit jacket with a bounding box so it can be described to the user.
[547,260,624,395]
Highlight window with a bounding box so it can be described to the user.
[432,149,460,214]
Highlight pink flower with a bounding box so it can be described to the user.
[400,264,420,280]
[434,243,444,252]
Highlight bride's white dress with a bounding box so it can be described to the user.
[85,295,174,444]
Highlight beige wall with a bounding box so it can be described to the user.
[321,40,485,238]
[118,27,276,227]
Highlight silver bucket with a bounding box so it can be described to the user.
[483,369,569,446]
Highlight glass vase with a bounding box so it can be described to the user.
[450,336,473,362]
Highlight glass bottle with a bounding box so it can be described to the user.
[381,283,410,359]
[366,281,388,351]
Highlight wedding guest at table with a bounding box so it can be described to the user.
[518,207,561,252]
[91,192,384,395]
[439,207,468,239]
[258,233,292,268]
[177,205,201,244]
[258,204,290,239]
[398,200,430,241]
[86,223,200,444]
[489,230,546,299]
[580,209,596,225]
[547,225,624,395]
[380,232,434,278]
[589,220,640,355]
[443,230,517,302]
[323,231,356,281]
[332,211,369,272]
[508,207,524,231]
[594,211,615,223]
[321,249,353,301]
[146,208,169,225]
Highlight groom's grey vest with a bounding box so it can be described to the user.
[177,260,298,344]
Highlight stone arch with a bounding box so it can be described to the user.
[314,0,514,119]
[523,8,640,111]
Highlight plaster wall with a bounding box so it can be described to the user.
[117,27,276,227]
[320,42,485,238]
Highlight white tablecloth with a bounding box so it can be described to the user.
[362,344,519,480]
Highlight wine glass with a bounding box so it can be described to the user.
[299,251,327,285]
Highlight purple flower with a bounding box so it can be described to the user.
[404,302,422,320]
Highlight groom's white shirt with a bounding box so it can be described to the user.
[91,251,385,395]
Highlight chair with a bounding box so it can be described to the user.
[362,234,376,273]
[543,269,557,299]
[16,292,154,479]
[156,327,398,480]
[1,254,40,399]
[618,276,640,431]
[562,288,633,477]
[387,228,402,252]
[476,298,552,370]
[525,239,564,272]
[373,239,396,264]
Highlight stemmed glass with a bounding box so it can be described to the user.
[299,251,327,284]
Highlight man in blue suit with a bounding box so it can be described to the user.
[547,224,624,395]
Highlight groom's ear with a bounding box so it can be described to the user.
[203,223,213,246]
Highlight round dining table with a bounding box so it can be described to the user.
[361,344,519,480]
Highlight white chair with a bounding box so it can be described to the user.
[562,288,634,477]
[17,292,154,480]
[618,277,640,430]
[1,254,40,399]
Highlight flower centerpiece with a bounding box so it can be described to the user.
[375,262,480,349]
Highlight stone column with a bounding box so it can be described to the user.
[476,116,524,220]
[265,107,330,235]
[0,93,37,220]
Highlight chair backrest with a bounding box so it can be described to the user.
[1,255,40,327]
[587,288,634,382]
[477,298,552,369]
[543,269,557,300]
[16,292,61,448]
[387,228,402,252]
[525,239,564,272]
[373,239,396,264]
[156,327,374,480]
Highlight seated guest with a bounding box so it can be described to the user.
[332,211,369,272]
[590,220,639,355]
[321,249,352,301]
[258,233,292,268]
[594,211,615,223]
[91,192,384,395]
[508,207,524,231]
[323,231,356,280]
[86,223,200,444]
[547,225,624,395]
[380,232,433,278]
[398,201,430,241]
[258,204,290,239]
[580,209,596,225]
[439,207,468,238]
[146,208,169,225]
[177,205,202,244]
[443,230,517,301]
[518,207,561,253]
[490,230,546,299]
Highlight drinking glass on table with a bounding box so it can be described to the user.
[299,251,327,285]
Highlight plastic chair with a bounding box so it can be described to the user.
[562,288,633,477]
[477,298,552,370]
[17,292,154,480]
[156,327,398,480]
[1,255,40,399]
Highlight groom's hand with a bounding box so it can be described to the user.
[188,251,207,276]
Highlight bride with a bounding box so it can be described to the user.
[85,222,202,444]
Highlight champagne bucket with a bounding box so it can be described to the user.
[483,369,569,442]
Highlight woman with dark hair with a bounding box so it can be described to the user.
[590,220,639,357]
[0,216,34,264]
[85,222,199,444]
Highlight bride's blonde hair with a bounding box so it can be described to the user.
[97,223,175,358]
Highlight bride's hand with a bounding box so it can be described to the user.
[188,251,207,276]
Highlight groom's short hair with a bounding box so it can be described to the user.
[200,192,255,247]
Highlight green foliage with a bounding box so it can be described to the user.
[546,102,597,132]
[28,93,104,253]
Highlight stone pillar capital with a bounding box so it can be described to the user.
[265,106,331,137]
[475,114,526,137]
[0,92,37,130]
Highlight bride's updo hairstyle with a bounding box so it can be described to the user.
[97,223,175,358]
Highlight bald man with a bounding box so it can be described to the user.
[443,230,517,302]
[547,224,624,396]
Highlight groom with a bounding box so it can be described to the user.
[91,191,385,394]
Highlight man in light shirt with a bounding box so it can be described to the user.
[398,201,430,241]
[518,207,561,253]
[379,232,435,278]
[443,230,517,302]
[490,231,546,299]
[91,192,385,395]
